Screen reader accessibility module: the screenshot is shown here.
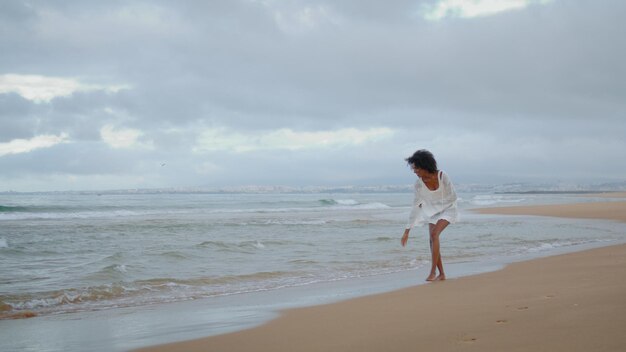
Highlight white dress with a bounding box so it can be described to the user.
[406,170,459,229]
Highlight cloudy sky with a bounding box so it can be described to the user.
[1,0,625,191]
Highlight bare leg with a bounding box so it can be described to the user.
[429,230,444,277]
[427,220,449,281]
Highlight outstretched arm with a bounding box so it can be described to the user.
[401,228,410,247]
[406,183,423,229]
[403,183,423,246]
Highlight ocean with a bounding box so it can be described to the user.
[1,191,625,351]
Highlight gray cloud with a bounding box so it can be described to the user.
[0,93,40,141]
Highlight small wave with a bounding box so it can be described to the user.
[319,199,390,210]
[2,284,133,313]
[0,205,31,212]
[0,204,82,217]
[353,202,390,210]
[137,271,292,288]
[196,240,239,252]
[110,264,127,273]
[0,204,192,221]
[197,240,228,248]
[409,259,431,267]
[196,240,268,252]
[82,258,131,281]
[225,219,328,226]
[528,243,559,252]
[207,201,390,216]
[160,251,190,260]
[288,259,318,265]
[525,240,593,253]
[92,264,129,276]
[372,236,394,242]
[259,219,328,226]
[0,270,299,319]
[0,210,153,221]
[319,199,359,206]
[470,195,526,206]
[0,238,8,248]
[238,240,266,250]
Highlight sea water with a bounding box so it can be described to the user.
[1,191,625,351]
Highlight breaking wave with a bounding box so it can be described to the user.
[0,271,298,319]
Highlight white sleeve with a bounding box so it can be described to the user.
[406,183,423,229]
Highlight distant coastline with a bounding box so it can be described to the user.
[0,185,413,196]
[2,183,626,196]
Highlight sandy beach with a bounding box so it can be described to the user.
[136,198,626,352]
[474,198,626,222]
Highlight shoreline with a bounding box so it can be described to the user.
[136,199,626,352]
[137,245,626,352]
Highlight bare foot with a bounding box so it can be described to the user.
[435,274,446,281]
[426,273,437,281]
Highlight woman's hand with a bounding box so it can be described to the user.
[401,229,410,247]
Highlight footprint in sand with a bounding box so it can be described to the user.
[496,319,508,324]
[458,335,478,344]
[517,306,529,310]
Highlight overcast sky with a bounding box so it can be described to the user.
[1,0,625,192]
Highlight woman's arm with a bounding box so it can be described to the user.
[402,184,423,246]
[401,228,410,247]
[406,183,423,229]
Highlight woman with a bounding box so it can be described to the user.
[401,149,458,281]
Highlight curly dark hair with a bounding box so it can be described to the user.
[405,149,438,173]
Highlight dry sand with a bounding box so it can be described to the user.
[474,201,626,222]
[137,200,626,352]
